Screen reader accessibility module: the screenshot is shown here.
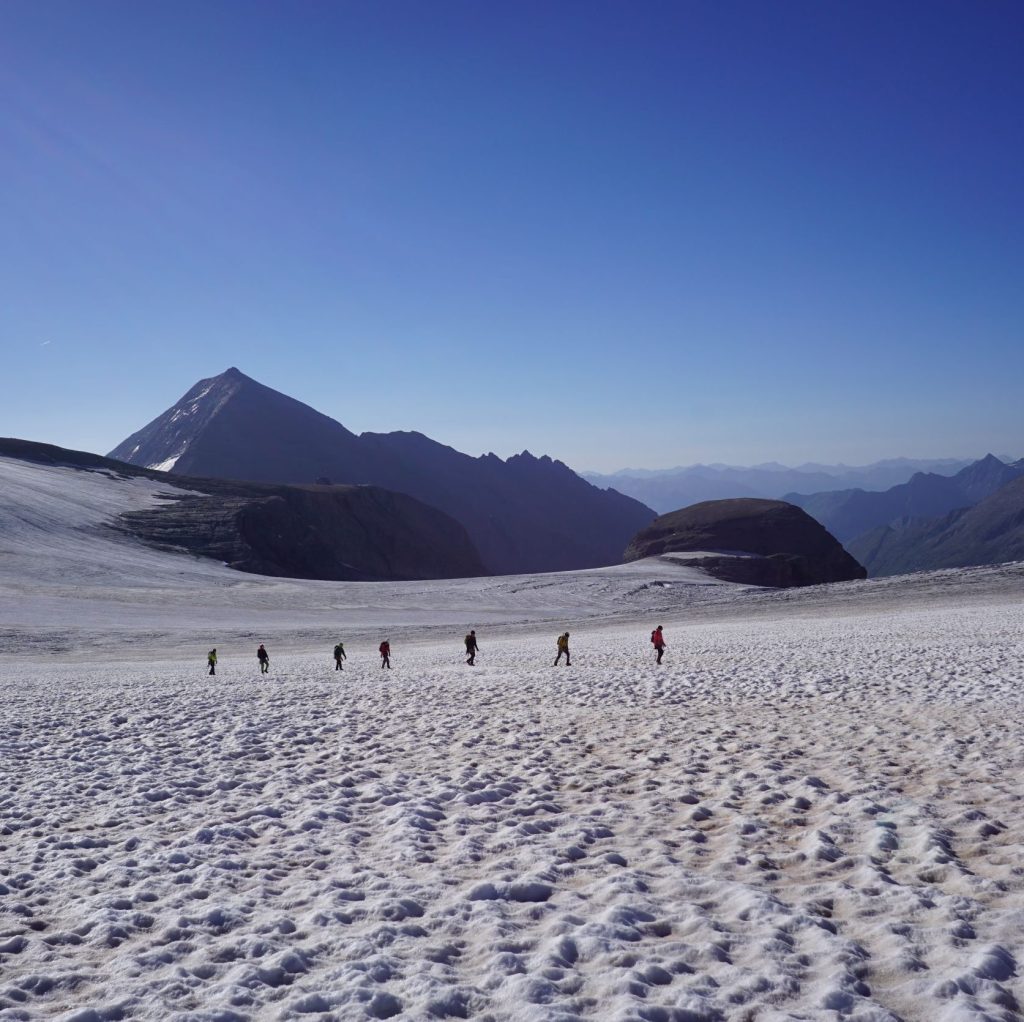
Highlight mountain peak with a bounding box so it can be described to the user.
[108,368,654,574]
[108,367,363,476]
[204,366,251,388]
[958,454,1011,479]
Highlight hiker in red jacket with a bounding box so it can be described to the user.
[651,625,666,664]
[379,640,391,669]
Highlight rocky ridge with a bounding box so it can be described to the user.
[109,369,655,575]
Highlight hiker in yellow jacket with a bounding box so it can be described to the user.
[554,631,571,666]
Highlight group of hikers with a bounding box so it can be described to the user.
[206,625,668,675]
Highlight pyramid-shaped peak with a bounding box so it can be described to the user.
[109,366,364,476]
[958,453,1009,478]
[199,366,251,390]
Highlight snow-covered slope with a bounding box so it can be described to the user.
[0,451,210,587]
[1,454,1023,1020]
[0,454,729,657]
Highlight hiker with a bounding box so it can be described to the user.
[333,642,347,671]
[651,625,666,664]
[464,629,479,666]
[554,631,571,666]
[207,648,217,676]
[379,639,391,669]
[257,643,270,674]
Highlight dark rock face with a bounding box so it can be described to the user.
[847,473,1024,577]
[1,438,486,582]
[786,455,1024,543]
[119,484,487,581]
[623,498,866,587]
[108,368,655,575]
[358,431,652,575]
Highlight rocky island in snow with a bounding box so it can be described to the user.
[623,498,867,587]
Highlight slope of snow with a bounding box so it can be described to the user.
[0,456,742,659]
[147,454,183,472]
[1,455,1023,1020]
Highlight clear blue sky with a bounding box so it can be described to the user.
[2,1,1021,471]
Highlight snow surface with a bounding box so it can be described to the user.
[147,454,182,473]
[1,455,1023,1020]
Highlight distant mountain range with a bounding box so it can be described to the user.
[772,453,1024,577]
[784,455,1024,544]
[848,474,1024,577]
[591,451,1024,579]
[109,368,655,576]
[582,458,977,514]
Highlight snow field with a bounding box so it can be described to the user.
[2,456,1023,1019]
[2,602,1023,1021]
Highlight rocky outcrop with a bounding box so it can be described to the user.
[623,498,866,587]
[108,368,655,575]
[118,483,487,581]
[1,438,486,581]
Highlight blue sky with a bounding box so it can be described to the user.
[2,1,1021,471]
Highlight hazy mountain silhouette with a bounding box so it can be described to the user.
[847,469,1024,576]
[583,458,974,514]
[785,455,1024,543]
[109,369,654,575]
